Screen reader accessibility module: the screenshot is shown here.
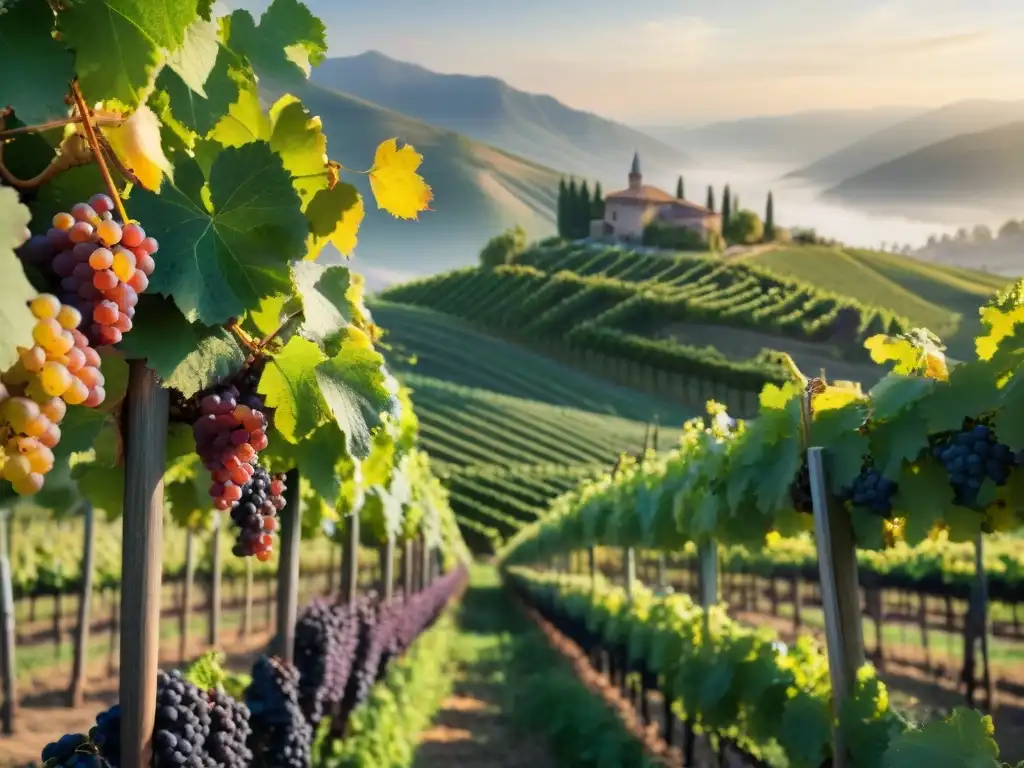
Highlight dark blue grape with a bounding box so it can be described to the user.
[934,422,1016,505]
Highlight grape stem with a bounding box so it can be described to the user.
[256,310,304,353]
[225,319,261,354]
[69,80,130,224]
[0,110,94,189]
[0,113,124,139]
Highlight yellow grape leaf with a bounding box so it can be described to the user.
[759,381,801,411]
[102,105,171,192]
[977,305,1024,361]
[813,386,863,413]
[368,138,433,220]
[305,182,365,258]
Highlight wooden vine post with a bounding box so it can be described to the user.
[0,506,16,735]
[657,552,667,590]
[275,469,302,665]
[624,547,636,596]
[421,537,432,588]
[807,445,865,768]
[381,536,395,601]
[241,558,253,640]
[70,502,95,707]
[588,545,597,593]
[403,538,414,601]
[697,540,719,608]
[208,514,222,647]
[179,530,195,666]
[120,361,170,768]
[342,507,360,606]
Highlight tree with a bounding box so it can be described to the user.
[557,178,568,237]
[999,219,1024,239]
[479,225,527,268]
[724,209,764,245]
[566,179,578,238]
[721,185,732,223]
[591,181,605,220]
[578,181,592,238]
[706,185,715,213]
[764,191,775,241]
[972,224,993,243]
[676,176,685,199]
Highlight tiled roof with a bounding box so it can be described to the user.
[606,186,717,215]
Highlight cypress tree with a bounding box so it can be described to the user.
[722,185,732,222]
[706,185,715,212]
[567,179,578,239]
[592,181,604,220]
[557,178,567,237]
[578,181,591,238]
[676,176,684,199]
[765,191,775,241]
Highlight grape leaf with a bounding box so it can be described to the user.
[163,17,219,96]
[869,375,936,422]
[60,0,197,105]
[119,295,246,399]
[996,370,1024,450]
[825,431,870,495]
[56,353,129,458]
[305,183,365,258]
[262,420,345,506]
[849,507,886,550]
[0,187,34,371]
[292,261,353,349]
[130,142,307,324]
[166,457,211,530]
[269,95,328,208]
[870,410,930,479]
[243,293,298,339]
[0,0,74,124]
[894,459,954,544]
[102,105,171,192]
[945,503,986,542]
[778,692,832,768]
[159,43,247,136]
[882,707,999,768]
[222,0,326,83]
[315,328,398,460]
[922,361,1002,435]
[209,84,270,148]
[73,461,125,520]
[368,139,434,220]
[257,336,330,443]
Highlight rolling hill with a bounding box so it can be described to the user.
[309,51,685,181]
[261,76,562,288]
[644,106,920,167]
[788,99,1024,186]
[823,122,1024,209]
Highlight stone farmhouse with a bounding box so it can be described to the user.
[590,153,721,243]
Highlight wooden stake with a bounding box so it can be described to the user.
[208,515,222,647]
[275,469,301,665]
[657,552,667,590]
[420,537,431,589]
[70,502,95,707]
[179,531,194,666]
[403,538,414,601]
[624,547,636,596]
[698,540,718,607]
[241,558,253,640]
[382,537,395,601]
[120,362,169,768]
[588,545,597,594]
[344,509,359,606]
[0,508,16,735]
[807,446,864,768]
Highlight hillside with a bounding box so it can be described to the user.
[788,99,1024,185]
[379,241,916,402]
[260,76,562,287]
[824,121,1024,209]
[644,106,920,166]
[311,51,685,181]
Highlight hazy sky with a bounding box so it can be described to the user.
[229,0,1024,124]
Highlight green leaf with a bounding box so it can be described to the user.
[209,84,270,148]
[163,18,219,96]
[922,361,1002,435]
[0,187,34,371]
[159,43,246,136]
[131,143,307,324]
[314,329,398,460]
[996,370,1024,450]
[292,261,353,349]
[243,293,299,339]
[73,461,125,520]
[870,410,930,479]
[944,505,985,542]
[869,375,936,422]
[849,507,886,550]
[222,0,326,83]
[779,692,832,768]
[55,353,129,458]
[184,650,227,690]
[894,459,954,544]
[119,295,246,398]
[305,183,365,258]
[825,431,870,495]
[269,95,329,208]
[60,0,197,105]
[882,707,999,768]
[263,420,345,505]
[166,458,212,530]
[258,336,330,443]
[0,0,75,124]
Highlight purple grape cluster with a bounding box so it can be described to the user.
[932,422,1016,506]
[153,670,211,768]
[294,597,362,726]
[41,733,111,767]
[840,463,898,517]
[245,656,312,768]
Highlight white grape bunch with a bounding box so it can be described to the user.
[18,193,157,348]
[0,294,106,495]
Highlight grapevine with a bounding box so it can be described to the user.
[931,420,1016,507]
[839,461,898,517]
[245,656,313,768]
[41,733,111,768]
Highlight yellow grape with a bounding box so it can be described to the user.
[52,212,75,232]
[1,454,30,481]
[19,345,45,372]
[111,248,136,282]
[44,329,75,357]
[63,377,89,406]
[40,361,72,397]
[29,294,61,320]
[40,397,67,424]
[56,305,82,331]
[22,412,50,438]
[96,219,122,246]
[39,422,60,449]
[26,444,53,474]
[24,377,51,404]
[11,472,44,496]
[4,397,40,433]
[32,318,62,349]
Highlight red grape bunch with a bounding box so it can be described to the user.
[191,378,285,560]
[1,294,106,496]
[17,193,157,347]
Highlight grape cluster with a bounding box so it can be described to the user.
[192,377,283,560]
[153,670,212,768]
[89,705,121,766]
[41,733,111,768]
[0,294,106,495]
[206,689,253,767]
[840,463,898,517]
[245,656,312,768]
[17,194,157,347]
[932,421,1016,506]
[789,464,813,514]
[294,598,361,726]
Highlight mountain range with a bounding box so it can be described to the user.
[310,51,686,182]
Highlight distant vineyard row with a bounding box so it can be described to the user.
[381,240,909,391]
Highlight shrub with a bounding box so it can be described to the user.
[641,222,708,251]
[480,225,527,269]
[724,209,764,245]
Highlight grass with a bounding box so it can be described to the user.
[750,245,1009,360]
